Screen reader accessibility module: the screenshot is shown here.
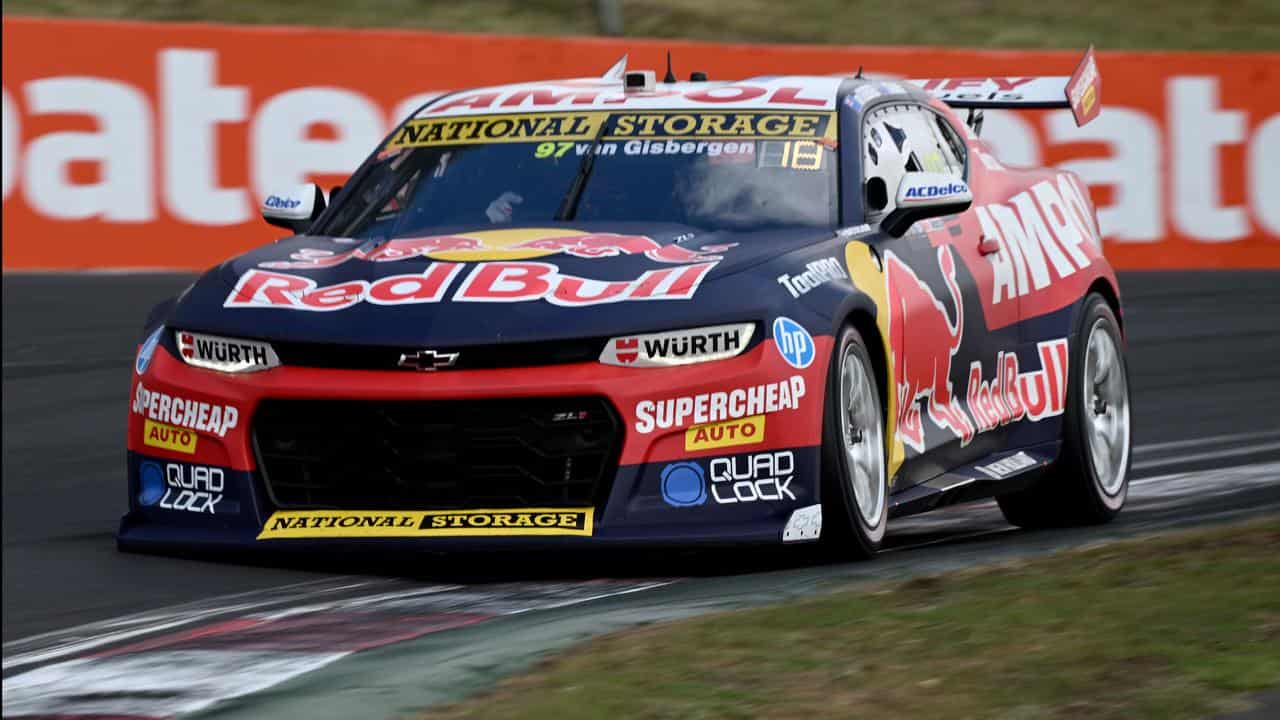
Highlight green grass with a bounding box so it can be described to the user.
[425,517,1280,720]
[6,0,1280,50]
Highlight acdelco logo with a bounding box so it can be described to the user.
[685,414,766,451]
[904,183,967,198]
[143,419,197,454]
[263,195,301,210]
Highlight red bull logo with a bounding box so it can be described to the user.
[886,245,975,453]
[260,229,734,269]
[224,260,717,310]
[966,339,1069,432]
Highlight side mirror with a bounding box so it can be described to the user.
[261,183,326,234]
[880,173,973,238]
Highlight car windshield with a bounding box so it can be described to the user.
[316,110,838,238]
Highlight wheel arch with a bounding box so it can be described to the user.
[1087,277,1124,336]
[842,310,889,426]
[839,241,905,482]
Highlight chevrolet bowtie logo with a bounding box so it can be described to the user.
[397,349,460,371]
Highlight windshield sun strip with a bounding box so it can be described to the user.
[384,111,837,150]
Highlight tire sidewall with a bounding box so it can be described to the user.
[1067,295,1132,516]
[821,326,888,553]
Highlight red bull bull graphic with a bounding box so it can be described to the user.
[259,229,734,269]
[887,245,1071,452]
[886,245,975,453]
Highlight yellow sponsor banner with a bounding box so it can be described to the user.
[142,419,197,454]
[388,113,606,148]
[257,507,594,540]
[387,111,836,149]
[605,112,835,141]
[685,414,766,451]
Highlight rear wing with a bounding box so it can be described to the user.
[906,46,1101,127]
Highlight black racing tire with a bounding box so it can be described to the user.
[820,325,888,558]
[997,293,1132,528]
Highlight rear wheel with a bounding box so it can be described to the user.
[820,325,887,557]
[998,293,1131,528]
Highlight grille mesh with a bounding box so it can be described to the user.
[253,397,620,510]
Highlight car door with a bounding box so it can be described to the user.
[861,102,1013,485]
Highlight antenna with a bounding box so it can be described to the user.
[663,51,677,84]
[855,65,864,79]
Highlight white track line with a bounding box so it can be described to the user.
[2,578,374,671]
[1133,441,1280,472]
[1133,429,1280,455]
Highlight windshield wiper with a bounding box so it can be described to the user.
[555,120,610,220]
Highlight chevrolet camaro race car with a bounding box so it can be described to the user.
[120,49,1130,557]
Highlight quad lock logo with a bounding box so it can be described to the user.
[138,461,226,514]
[660,451,797,507]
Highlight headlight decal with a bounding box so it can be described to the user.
[135,325,164,375]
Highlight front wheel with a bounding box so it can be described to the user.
[998,293,1132,528]
[820,325,888,557]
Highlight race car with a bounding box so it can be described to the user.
[120,48,1130,558]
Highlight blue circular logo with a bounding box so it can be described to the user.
[772,317,815,369]
[138,461,166,506]
[135,327,163,375]
[660,462,706,507]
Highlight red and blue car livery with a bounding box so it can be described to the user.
[121,49,1131,557]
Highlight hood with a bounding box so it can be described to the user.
[167,222,827,348]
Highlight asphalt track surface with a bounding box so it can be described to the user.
[3,270,1279,711]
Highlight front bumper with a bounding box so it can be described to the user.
[119,333,831,552]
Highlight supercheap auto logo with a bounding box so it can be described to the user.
[634,376,805,434]
[142,421,197,454]
[132,383,239,437]
[685,415,765,451]
[257,508,593,539]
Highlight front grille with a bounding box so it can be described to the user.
[270,337,604,371]
[253,397,621,510]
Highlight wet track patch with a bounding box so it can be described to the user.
[2,580,670,718]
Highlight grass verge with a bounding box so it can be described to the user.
[425,517,1280,720]
[5,0,1280,51]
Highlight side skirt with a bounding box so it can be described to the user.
[888,441,1060,519]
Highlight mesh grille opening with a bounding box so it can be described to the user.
[253,397,621,511]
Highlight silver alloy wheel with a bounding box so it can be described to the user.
[838,344,886,527]
[1083,318,1130,498]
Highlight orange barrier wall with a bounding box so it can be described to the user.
[3,17,1278,270]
